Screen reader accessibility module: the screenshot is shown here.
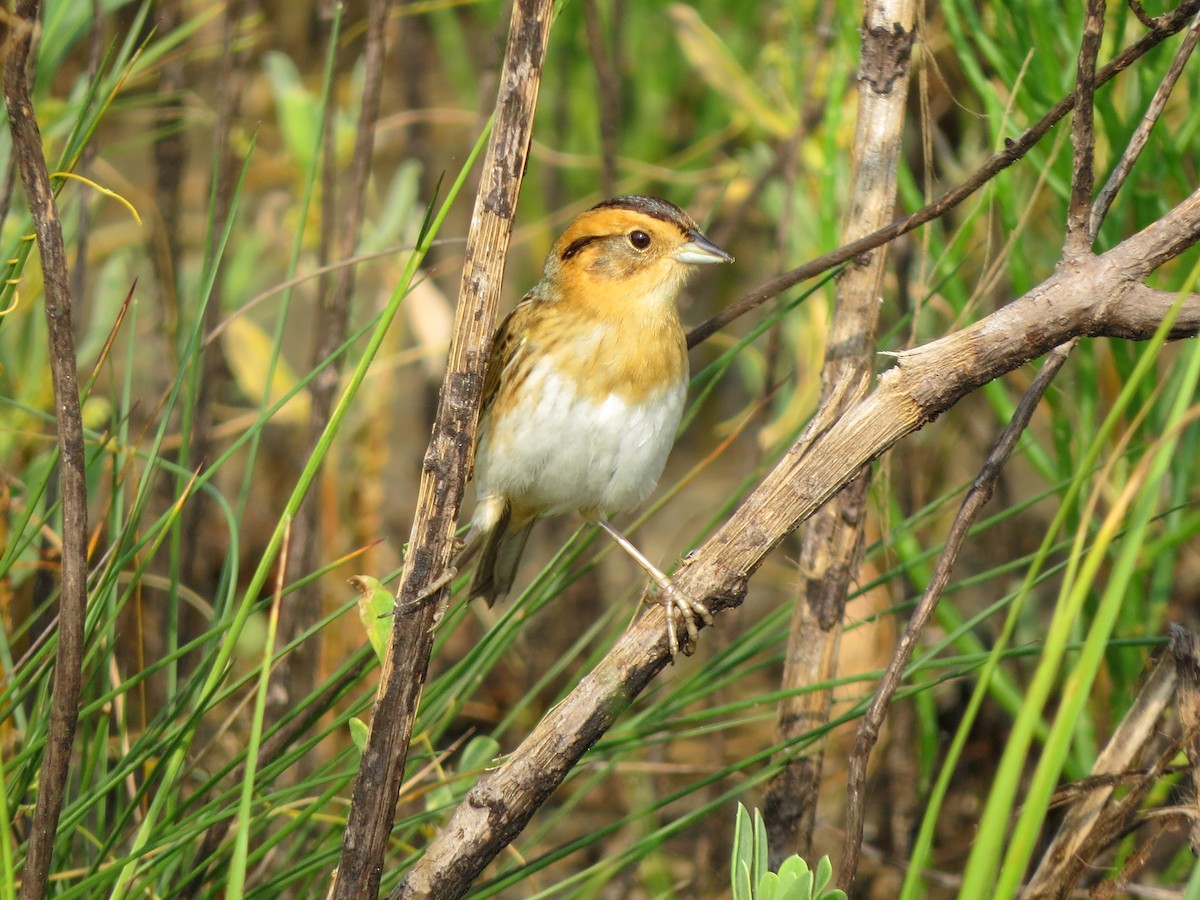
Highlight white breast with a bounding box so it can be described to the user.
[474,356,687,518]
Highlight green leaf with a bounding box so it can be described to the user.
[813,855,842,898]
[350,575,395,663]
[349,717,369,754]
[752,806,769,887]
[777,856,812,879]
[732,804,754,900]
[771,857,812,899]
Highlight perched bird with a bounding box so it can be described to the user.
[460,195,732,657]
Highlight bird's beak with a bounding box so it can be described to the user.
[673,231,734,265]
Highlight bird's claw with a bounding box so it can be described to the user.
[659,584,711,659]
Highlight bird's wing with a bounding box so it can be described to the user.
[465,296,538,487]
[480,295,536,421]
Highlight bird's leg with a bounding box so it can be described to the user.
[409,567,458,607]
[593,518,712,657]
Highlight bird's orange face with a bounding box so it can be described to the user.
[540,197,732,325]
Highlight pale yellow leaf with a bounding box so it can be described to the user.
[221,316,311,425]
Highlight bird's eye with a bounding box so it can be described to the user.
[628,230,652,250]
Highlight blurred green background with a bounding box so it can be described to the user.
[2,0,1200,896]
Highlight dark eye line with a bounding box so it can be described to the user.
[559,234,605,261]
[561,228,658,261]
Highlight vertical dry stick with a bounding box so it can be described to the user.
[762,0,915,865]
[5,4,89,899]
[1091,11,1200,241]
[181,0,246,592]
[838,341,1076,891]
[331,1,554,896]
[1064,0,1105,257]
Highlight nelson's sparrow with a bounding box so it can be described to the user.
[459,196,732,658]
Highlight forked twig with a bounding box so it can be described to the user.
[838,340,1076,890]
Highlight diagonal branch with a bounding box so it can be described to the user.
[395,183,1200,900]
[6,3,90,898]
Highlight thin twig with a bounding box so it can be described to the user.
[331,1,554,896]
[1065,0,1105,256]
[5,2,90,897]
[685,0,1200,349]
[1128,0,1159,29]
[838,339,1077,891]
[1091,10,1200,241]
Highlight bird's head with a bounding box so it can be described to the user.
[540,196,732,317]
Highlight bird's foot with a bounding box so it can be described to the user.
[655,581,712,659]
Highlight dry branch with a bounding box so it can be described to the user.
[5,3,90,898]
[1024,640,1180,895]
[396,185,1200,900]
[763,0,914,864]
[331,1,554,896]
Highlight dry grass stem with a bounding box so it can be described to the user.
[5,3,90,898]
[763,0,915,866]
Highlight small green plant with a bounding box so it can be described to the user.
[731,804,847,900]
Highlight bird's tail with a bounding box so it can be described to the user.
[465,503,536,607]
